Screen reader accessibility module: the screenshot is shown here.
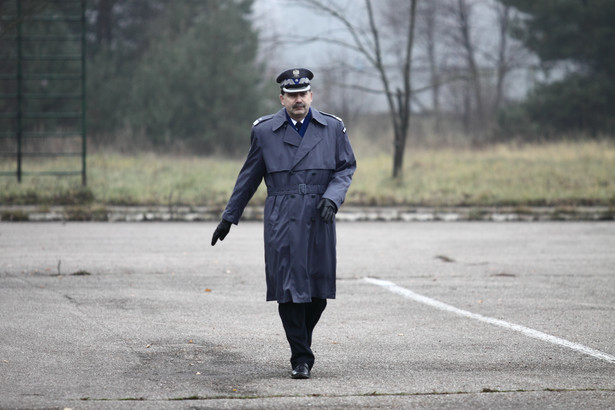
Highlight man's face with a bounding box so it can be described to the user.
[280,90,312,121]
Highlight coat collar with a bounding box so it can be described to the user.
[271,108,328,170]
[270,107,329,131]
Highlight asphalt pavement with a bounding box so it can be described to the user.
[1,221,614,409]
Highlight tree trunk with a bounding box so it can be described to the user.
[493,4,511,127]
[456,0,484,139]
[424,1,442,135]
[392,90,405,179]
[392,0,417,179]
[428,34,442,135]
[96,0,116,47]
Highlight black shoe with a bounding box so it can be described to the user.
[291,363,310,379]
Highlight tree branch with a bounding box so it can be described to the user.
[296,0,378,67]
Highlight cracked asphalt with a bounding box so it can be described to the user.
[1,221,614,409]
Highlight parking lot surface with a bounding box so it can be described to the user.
[1,221,614,408]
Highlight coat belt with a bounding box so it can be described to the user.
[267,184,326,196]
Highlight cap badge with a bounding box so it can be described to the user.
[293,69,300,77]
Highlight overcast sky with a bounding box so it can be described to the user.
[251,0,350,71]
[251,0,500,71]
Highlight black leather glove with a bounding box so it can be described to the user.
[211,219,232,246]
[317,198,337,224]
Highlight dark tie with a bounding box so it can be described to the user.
[295,121,302,131]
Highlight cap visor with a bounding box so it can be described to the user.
[282,85,311,93]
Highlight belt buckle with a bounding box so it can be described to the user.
[299,184,307,194]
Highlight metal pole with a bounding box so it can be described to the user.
[16,0,23,183]
[80,0,87,186]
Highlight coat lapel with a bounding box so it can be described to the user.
[282,127,301,147]
[290,109,327,170]
[291,123,323,170]
[270,108,328,170]
[269,108,301,148]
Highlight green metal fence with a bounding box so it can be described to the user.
[0,0,87,185]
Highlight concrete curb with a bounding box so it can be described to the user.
[1,205,613,222]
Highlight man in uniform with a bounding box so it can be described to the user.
[211,68,356,379]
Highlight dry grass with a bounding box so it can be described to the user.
[349,141,615,206]
[1,140,614,207]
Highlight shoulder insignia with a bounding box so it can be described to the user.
[321,111,346,133]
[320,111,343,122]
[252,114,274,127]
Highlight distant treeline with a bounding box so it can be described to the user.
[1,0,613,154]
[498,0,615,139]
[84,0,268,154]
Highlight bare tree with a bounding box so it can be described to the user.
[487,1,532,133]
[316,55,370,126]
[415,0,445,135]
[437,0,528,141]
[492,2,511,117]
[293,0,529,153]
[446,0,486,139]
[298,0,419,179]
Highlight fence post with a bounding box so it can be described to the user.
[81,0,87,186]
[16,0,22,182]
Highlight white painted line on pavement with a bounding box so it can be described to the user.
[364,277,615,365]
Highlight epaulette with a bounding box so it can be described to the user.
[252,114,274,127]
[320,111,343,122]
[321,111,346,133]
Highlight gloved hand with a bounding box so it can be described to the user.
[211,219,232,246]
[317,198,337,223]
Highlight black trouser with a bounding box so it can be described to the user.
[278,298,327,369]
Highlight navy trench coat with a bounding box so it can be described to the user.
[222,108,356,303]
